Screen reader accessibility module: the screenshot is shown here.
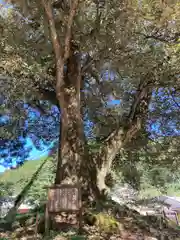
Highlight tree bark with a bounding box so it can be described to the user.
[55,53,85,185]
[54,53,101,199]
[41,0,84,185]
[94,78,153,193]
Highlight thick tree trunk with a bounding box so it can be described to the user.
[55,54,85,185]
[54,54,101,199]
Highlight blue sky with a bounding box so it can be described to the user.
[0,138,51,172]
[0,90,179,173]
[0,0,10,5]
[0,0,12,9]
[0,105,57,172]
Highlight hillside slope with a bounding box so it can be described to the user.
[0,156,55,203]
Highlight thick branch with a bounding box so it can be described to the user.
[95,79,153,191]
[41,0,79,98]
[41,0,65,95]
[128,78,152,122]
[41,0,63,61]
[102,78,152,154]
[64,0,79,60]
[137,31,180,45]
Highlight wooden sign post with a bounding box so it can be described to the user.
[45,184,82,235]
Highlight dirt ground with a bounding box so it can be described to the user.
[1,203,180,240]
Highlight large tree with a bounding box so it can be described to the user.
[1,0,180,198]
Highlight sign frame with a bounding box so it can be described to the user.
[47,184,81,213]
[45,183,82,235]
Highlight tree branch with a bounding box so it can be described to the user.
[64,0,79,60]
[41,0,63,61]
[95,77,153,192]
[41,0,65,95]
[41,0,79,97]
[128,77,153,123]
[137,31,180,45]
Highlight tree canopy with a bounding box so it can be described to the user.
[0,0,179,197]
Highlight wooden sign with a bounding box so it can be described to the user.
[47,184,81,213]
[45,184,82,235]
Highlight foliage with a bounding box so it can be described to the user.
[0,0,179,195]
[0,0,179,136]
[113,135,180,197]
[93,212,119,233]
[0,181,14,199]
[0,137,29,168]
[0,101,59,167]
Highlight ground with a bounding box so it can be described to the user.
[0,200,180,240]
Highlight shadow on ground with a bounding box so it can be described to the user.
[0,200,180,239]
